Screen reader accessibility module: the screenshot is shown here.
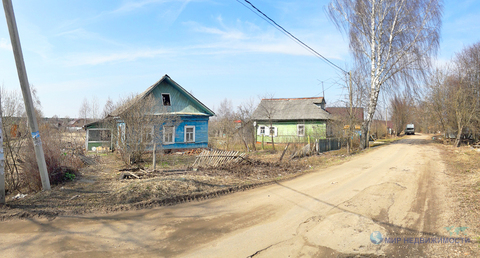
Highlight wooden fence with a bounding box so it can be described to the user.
[316,138,342,153]
[193,150,246,168]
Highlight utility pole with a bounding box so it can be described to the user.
[322,81,324,98]
[2,0,50,190]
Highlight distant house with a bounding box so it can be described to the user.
[325,107,365,137]
[84,74,215,151]
[251,97,331,143]
[43,117,71,129]
[325,107,364,121]
[68,118,89,131]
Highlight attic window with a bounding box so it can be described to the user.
[162,93,171,106]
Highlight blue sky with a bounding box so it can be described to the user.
[0,0,479,118]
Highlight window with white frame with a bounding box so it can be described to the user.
[185,126,195,143]
[268,126,277,137]
[258,126,266,135]
[297,124,305,137]
[163,126,175,144]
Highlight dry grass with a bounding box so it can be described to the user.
[0,145,359,220]
[440,144,480,254]
[0,135,409,222]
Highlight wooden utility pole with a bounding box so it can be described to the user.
[2,0,50,190]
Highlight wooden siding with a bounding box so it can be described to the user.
[150,80,207,115]
[256,120,327,143]
[149,115,209,150]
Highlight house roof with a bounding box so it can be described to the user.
[110,74,215,117]
[325,107,365,121]
[252,97,331,121]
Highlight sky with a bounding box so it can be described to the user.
[0,0,479,118]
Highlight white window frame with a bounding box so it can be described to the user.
[268,126,277,137]
[297,124,305,137]
[161,93,171,106]
[163,126,175,144]
[257,125,266,135]
[184,126,195,143]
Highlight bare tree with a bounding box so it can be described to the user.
[91,96,99,120]
[237,98,257,151]
[1,86,84,192]
[78,97,90,125]
[425,67,450,134]
[0,86,26,191]
[113,94,179,166]
[102,96,115,119]
[330,70,368,153]
[209,98,237,150]
[424,42,480,146]
[390,92,411,136]
[256,93,277,151]
[1,85,23,117]
[327,0,443,148]
[452,42,480,144]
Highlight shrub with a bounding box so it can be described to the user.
[21,126,84,191]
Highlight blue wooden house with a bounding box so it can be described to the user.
[104,74,215,152]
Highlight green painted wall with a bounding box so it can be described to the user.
[151,81,205,115]
[256,120,327,143]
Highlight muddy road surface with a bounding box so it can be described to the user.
[0,134,455,257]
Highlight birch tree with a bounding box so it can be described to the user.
[327,0,443,148]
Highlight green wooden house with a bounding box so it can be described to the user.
[252,97,332,144]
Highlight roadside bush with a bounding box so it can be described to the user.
[21,126,84,191]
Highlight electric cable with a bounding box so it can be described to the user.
[236,0,348,74]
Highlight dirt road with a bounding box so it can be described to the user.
[0,135,456,257]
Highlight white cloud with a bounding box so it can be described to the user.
[65,48,171,66]
[0,38,12,51]
[55,28,126,47]
[184,19,348,60]
[188,22,246,40]
[110,0,193,14]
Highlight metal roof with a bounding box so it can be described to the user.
[252,97,331,121]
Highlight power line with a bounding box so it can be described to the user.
[236,0,347,74]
